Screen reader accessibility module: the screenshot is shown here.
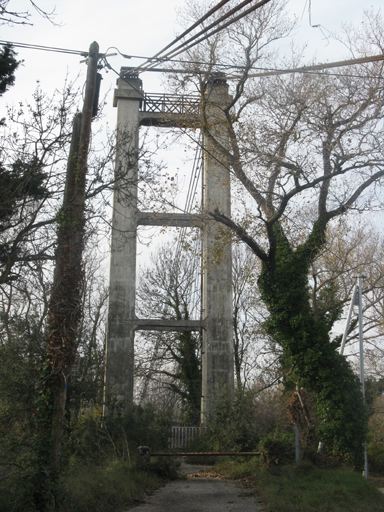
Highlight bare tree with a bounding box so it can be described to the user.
[0,0,57,25]
[167,4,384,464]
[136,241,202,424]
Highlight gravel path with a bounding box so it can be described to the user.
[129,461,265,512]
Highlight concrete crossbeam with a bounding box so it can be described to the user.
[137,212,202,227]
[127,319,204,332]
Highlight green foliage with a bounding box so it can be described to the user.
[367,441,384,474]
[0,158,48,227]
[57,461,167,512]
[365,377,384,414]
[203,389,262,452]
[259,431,295,466]
[0,314,43,465]
[258,222,368,467]
[0,460,168,512]
[168,330,201,425]
[0,402,173,511]
[0,44,19,97]
[136,457,179,481]
[213,459,384,512]
[315,279,343,332]
[63,403,172,467]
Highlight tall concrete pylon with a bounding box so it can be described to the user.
[103,73,143,406]
[201,74,234,421]
[103,69,233,421]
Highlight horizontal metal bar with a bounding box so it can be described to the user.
[151,452,261,456]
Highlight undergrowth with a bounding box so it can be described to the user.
[211,458,384,512]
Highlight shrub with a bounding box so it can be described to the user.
[259,430,294,466]
[62,402,172,467]
[203,388,261,452]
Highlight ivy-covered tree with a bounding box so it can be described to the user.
[170,4,384,466]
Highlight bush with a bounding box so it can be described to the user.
[259,430,294,466]
[367,441,384,474]
[62,402,172,467]
[201,387,291,453]
[57,461,167,512]
[203,388,261,452]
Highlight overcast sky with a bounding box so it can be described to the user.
[1,0,383,114]
[1,0,382,318]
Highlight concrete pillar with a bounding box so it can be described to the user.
[201,74,234,422]
[103,73,143,409]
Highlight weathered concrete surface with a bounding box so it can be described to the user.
[104,73,142,408]
[129,463,264,512]
[201,74,234,422]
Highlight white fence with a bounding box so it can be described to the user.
[169,426,206,449]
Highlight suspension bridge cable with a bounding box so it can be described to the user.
[175,140,202,261]
[136,54,384,80]
[133,0,233,73]
[143,0,273,71]
[173,144,203,321]
[242,53,384,78]
[134,0,259,74]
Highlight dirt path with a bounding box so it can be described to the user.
[130,462,265,512]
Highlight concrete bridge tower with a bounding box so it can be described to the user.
[104,69,233,421]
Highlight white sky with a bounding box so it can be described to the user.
[1,0,383,116]
[1,0,383,295]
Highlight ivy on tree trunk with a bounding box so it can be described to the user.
[258,222,367,468]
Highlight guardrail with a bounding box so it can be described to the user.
[141,93,200,115]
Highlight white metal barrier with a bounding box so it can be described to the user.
[169,426,206,449]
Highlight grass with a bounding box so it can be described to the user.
[58,459,176,512]
[0,455,178,512]
[209,458,384,512]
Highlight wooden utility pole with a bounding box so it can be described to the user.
[43,41,99,477]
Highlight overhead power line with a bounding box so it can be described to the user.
[0,39,87,56]
[2,38,382,81]
[136,52,384,80]
[244,53,384,78]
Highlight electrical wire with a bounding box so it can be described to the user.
[136,51,384,80]
[2,38,382,81]
[243,53,384,78]
[0,39,88,56]
[131,65,384,80]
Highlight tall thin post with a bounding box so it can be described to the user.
[358,275,368,479]
[45,41,99,476]
[104,71,143,411]
[295,422,300,465]
[339,283,358,356]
